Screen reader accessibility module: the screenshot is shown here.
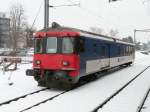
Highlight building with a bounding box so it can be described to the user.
[0,12,10,48]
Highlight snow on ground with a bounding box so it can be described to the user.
[99,65,150,112]
[142,89,150,112]
[26,52,150,112]
[0,52,150,112]
[0,57,43,104]
[0,89,63,112]
[135,51,149,62]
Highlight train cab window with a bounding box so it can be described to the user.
[34,38,44,53]
[76,38,85,53]
[46,37,57,53]
[62,37,74,53]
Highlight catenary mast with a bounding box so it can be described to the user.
[44,0,49,30]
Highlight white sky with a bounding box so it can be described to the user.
[0,0,150,42]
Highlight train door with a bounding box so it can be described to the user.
[100,44,110,69]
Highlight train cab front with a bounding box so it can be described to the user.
[26,31,81,87]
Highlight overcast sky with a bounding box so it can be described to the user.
[0,0,150,42]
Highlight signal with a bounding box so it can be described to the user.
[109,0,119,2]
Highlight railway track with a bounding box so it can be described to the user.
[136,87,150,112]
[0,88,68,112]
[0,88,48,106]
[20,91,68,112]
[18,80,94,112]
[0,72,100,112]
[0,65,133,112]
[92,66,150,112]
[0,65,148,112]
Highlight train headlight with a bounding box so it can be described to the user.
[62,61,70,66]
[35,60,41,65]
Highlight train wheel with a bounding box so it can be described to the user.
[34,75,40,81]
[38,80,47,87]
[126,62,133,66]
[62,83,77,90]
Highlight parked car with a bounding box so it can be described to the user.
[26,48,34,56]
[15,48,27,56]
[0,48,15,56]
[141,51,149,55]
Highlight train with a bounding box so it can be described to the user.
[26,24,135,88]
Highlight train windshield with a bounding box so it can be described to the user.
[62,37,74,53]
[46,37,57,53]
[34,37,75,54]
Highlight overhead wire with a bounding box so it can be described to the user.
[68,0,150,32]
[30,0,43,29]
[141,0,150,4]
[67,0,103,19]
[67,0,118,29]
[67,0,107,23]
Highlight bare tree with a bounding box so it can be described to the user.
[90,27,103,34]
[25,25,36,48]
[9,3,27,50]
[122,36,134,43]
[109,29,119,37]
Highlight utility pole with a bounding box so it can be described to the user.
[44,0,49,30]
[109,0,119,3]
[134,29,150,44]
[44,0,79,30]
[134,29,136,44]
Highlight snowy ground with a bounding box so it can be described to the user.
[0,52,150,112]
[99,66,150,112]
[0,57,43,104]
[142,89,150,112]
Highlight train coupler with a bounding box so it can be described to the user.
[26,69,35,76]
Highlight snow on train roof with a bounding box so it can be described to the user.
[39,27,134,46]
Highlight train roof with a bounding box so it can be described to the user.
[36,26,135,46]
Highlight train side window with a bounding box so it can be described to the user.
[101,46,106,57]
[131,46,133,54]
[128,46,130,55]
[131,47,133,54]
[118,46,121,56]
[129,46,131,54]
[123,47,126,56]
[126,46,128,55]
[131,47,134,54]
[93,43,97,53]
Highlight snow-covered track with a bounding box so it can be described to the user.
[20,90,68,112]
[0,88,67,112]
[92,66,150,112]
[0,88,48,106]
[136,87,150,112]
